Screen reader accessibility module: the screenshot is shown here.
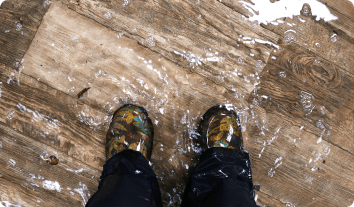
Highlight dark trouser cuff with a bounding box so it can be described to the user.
[86,150,162,207]
[181,147,258,207]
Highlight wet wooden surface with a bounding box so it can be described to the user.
[0,0,354,206]
[0,0,50,68]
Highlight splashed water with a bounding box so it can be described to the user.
[145,37,156,46]
[74,182,91,206]
[43,180,62,192]
[66,168,84,174]
[122,0,130,7]
[43,0,52,7]
[299,91,315,116]
[239,0,338,25]
[8,159,16,166]
[174,51,203,67]
[76,108,110,131]
[284,31,297,43]
[279,71,286,78]
[330,33,338,42]
[6,110,15,120]
[104,12,112,19]
[238,56,245,64]
[3,0,346,205]
[0,201,21,207]
[286,202,295,207]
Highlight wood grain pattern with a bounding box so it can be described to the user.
[1,0,354,206]
[244,43,354,207]
[250,43,354,153]
[15,1,279,205]
[0,0,50,69]
[317,0,354,40]
[0,121,101,206]
[220,0,354,73]
[0,64,107,170]
[255,191,285,207]
[57,0,280,93]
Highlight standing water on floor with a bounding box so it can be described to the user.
[1,0,353,206]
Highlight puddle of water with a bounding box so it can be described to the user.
[2,0,348,206]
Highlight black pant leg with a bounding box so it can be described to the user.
[86,150,163,207]
[181,148,259,207]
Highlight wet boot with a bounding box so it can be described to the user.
[198,105,243,150]
[106,104,154,160]
[86,104,162,207]
[181,105,259,207]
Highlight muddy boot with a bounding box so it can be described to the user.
[198,105,243,150]
[106,104,154,160]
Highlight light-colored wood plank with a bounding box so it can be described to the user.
[244,43,354,207]
[252,43,354,155]
[16,1,280,205]
[0,0,50,69]
[264,15,354,75]
[255,191,285,207]
[58,0,280,93]
[247,112,354,207]
[0,64,107,170]
[0,121,101,206]
[317,0,354,40]
[219,0,354,74]
[318,0,354,19]
[2,0,354,206]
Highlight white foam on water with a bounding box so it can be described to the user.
[0,201,21,207]
[43,180,62,192]
[239,0,338,25]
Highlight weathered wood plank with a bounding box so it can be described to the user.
[255,191,285,207]
[244,43,354,207]
[264,15,354,75]
[57,0,280,93]
[318,0,354,20]
[246,111,354,207]
[219,0,354,74]
[16,1,280,205]
[317,0,354,40]
[251,43,354,153]
[0,121,101,206]
[0,64,107,170]
[0,0,51,69]
[3,0,354,206]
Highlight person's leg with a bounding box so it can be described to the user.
[181,105,258,207]
[86,150,162,207]
[86,104,162,207]
[181,148,258,207]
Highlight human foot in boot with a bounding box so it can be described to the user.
[198,105,243,150]
[106,104,154,160]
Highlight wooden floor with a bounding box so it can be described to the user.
[1,0,354,206]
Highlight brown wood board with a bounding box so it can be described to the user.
[10,1,280,205]
[1,0,354,206]
[0,0,50,69]
[0,121,101,206]
[245,43,354,206]
[0,64,107,170]
[220,0,354,74]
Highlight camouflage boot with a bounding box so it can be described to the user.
[106,104,154,160]
[198,105,243,150]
